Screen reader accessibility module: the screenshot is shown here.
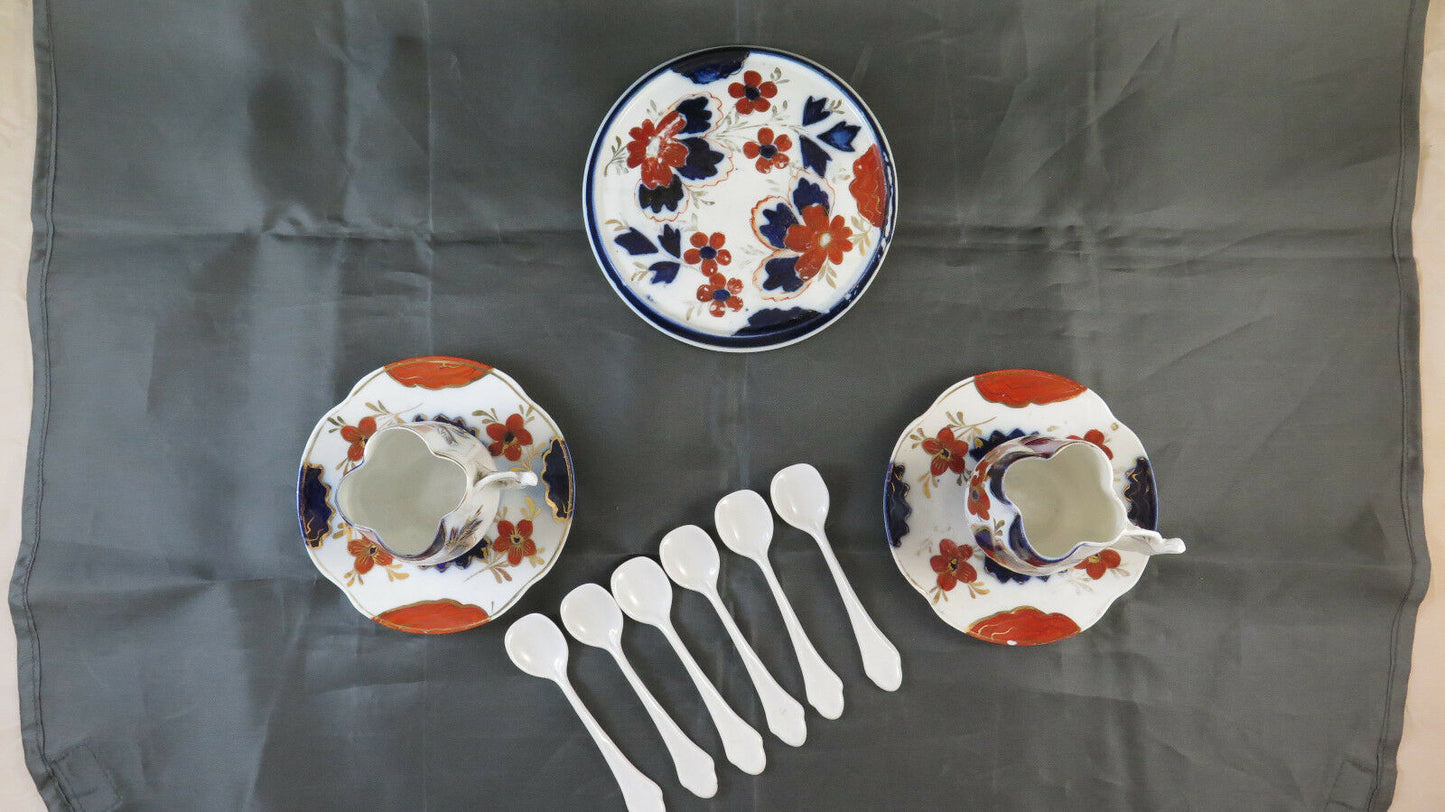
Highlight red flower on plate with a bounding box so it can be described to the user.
[1068,428,1114,459]
[974,369,1087,407]
[849,144,888,228]
[785,204,854,280]
[922,426,970,477]
[340,416,378,461]
[930,538,977,592]
[967,467,991,519]
[486,413,533,461]
[626,111,689,189]
[492,519,536,566]
[347,535,394,574]
[683,232,732,275]
[1076,548,1123,580]
[742,127,792,173]
[728,70,778,114]
[696,272,744,317]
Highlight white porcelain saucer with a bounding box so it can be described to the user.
[297,356,574,634]
[884,370,1160,645]
[584,46,897,351]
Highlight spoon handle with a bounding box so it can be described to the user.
[810,528,903,691]
[554,676,666,812]
[609,649,719,798]
[705,592,808,747]
[757,563,845,719]
[660,624,767,775]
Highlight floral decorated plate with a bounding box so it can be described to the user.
[584,46,897,352]
[883,370,1160,646]
[296,357,574,634]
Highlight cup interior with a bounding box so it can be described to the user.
[1002,441,1124,558]
[337,427,467,556]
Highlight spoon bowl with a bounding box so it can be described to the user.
[659,525,722,591]
[770,463,831,534]
[559,583,625,650]
[504,612,569,680]
[611,557,675,625]
[713,490,775,560]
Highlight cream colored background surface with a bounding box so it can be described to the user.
[0,3,1436,809]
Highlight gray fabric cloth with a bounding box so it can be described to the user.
[13,0,1429,809]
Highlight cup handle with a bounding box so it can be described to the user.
[1113,529,1186,557]
[474,470,538,490]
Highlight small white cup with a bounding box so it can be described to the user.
[336,421,536,566]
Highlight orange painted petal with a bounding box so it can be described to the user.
[375,599,490,634]
[385,356,491,389]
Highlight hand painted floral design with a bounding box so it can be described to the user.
[492,519,537,566]
[486,413,533,461]
[1068,428,1113,459]
[967,466,992,520]
[684,231,732,275]
[974,369,1088,407]
[345,534,408,585]
[728,70,777,114]
[384,356,491,389]
[967,428,1028,462]
[298,463,333,547]
[849,145,888,228]
[612,223,683,284]
[929,539,987,601]
[1075,549,1123,580]
[786,205,854,279]
[340,416,377,462]
[626,112,690,189]
[697,272,745,316]
[922,427,970,477]
[968,607,1081,646]
[743,127,792,173]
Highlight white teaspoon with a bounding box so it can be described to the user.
[560,583,718,799]
[504,613,665,812]
[770,463,903,691]
[714,490,845,720]
[610,558,767,776]
[659,525,808,747]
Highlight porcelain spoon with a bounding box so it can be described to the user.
[770,463,903,691]
[659,526,808,747]
[714,490,845,720]
[504,613,665,812]
[560,583,718,799]
[610,558,767,775]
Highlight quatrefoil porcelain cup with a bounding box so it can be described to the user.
[335,421,537,567]
[968,435,1185,577]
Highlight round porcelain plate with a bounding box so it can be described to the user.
[297,357,574,634]
[584,46,898,352]
[884,370,1161,646]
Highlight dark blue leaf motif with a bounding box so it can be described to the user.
[737,306,819,334]
[758,203,798,250]
[1124,457,1158,531]
[659,225,681,257]
[297,463,333,548]
[792,177,831,214]
[802,96,831,126]
[760,255,803,292]
[676,137,724,181]
[671,49,747,84]
[884,464,912,546]
[799,136,830,175]
[968,428,1029,462]
[638,177,684,213]
[542,438,574,520]
[647,261,681,284]
[614,228,657,255]
[674,96,712,135]
[817,121,860,152]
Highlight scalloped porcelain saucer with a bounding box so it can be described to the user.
[584,46,898,352]
[297,356,574,634]
[883,369,1161,646]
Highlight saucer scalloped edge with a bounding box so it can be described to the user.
[584,46,898,352]
[883,369,1160,646]
[297,356,574,634]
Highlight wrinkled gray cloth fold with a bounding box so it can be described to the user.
[13,0,1428,809]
